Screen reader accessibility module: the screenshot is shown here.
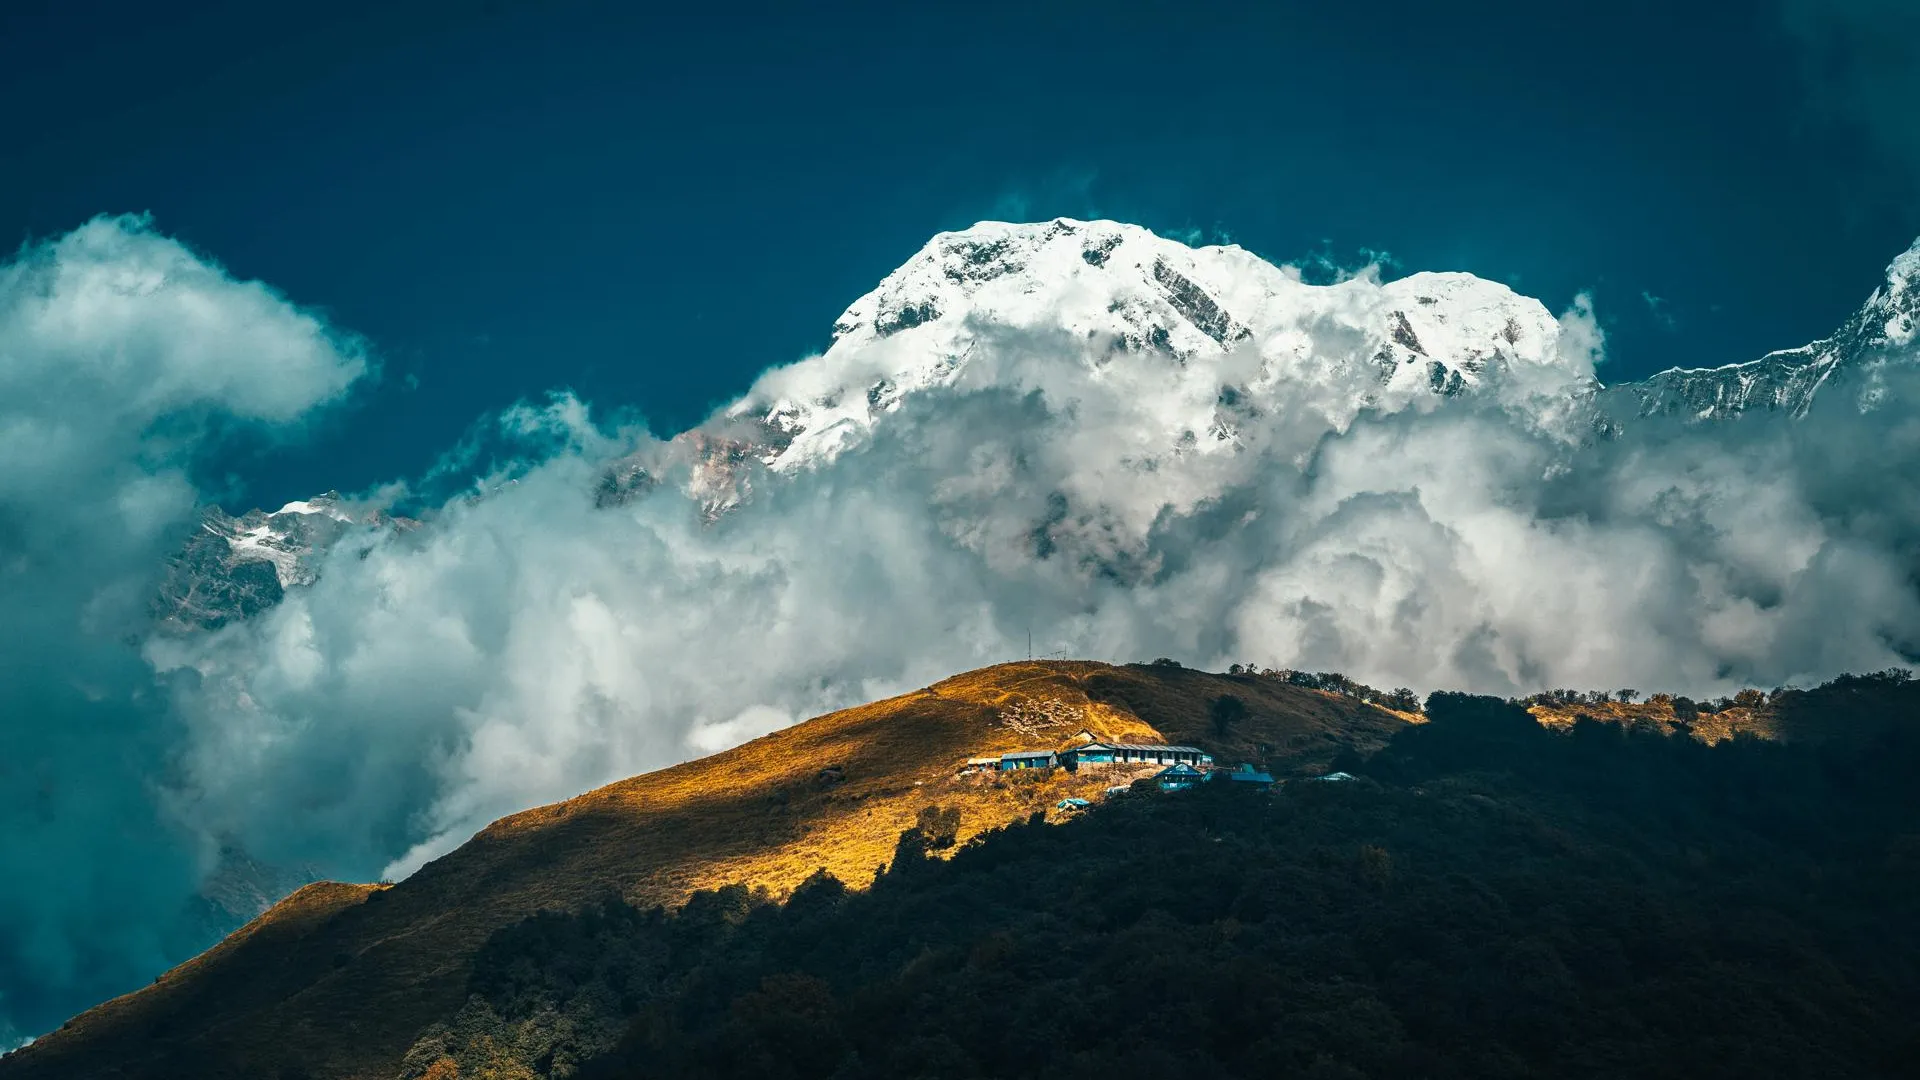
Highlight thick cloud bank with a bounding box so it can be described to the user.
[8,216,1920,1043]
[0,217,366,1044]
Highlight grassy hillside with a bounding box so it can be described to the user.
[0,661,1407,1080]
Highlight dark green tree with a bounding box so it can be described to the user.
[1209,694,1249,737]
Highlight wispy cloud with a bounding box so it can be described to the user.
[1642,290,1678,329]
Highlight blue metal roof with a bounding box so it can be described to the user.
[1001,750,1057,760]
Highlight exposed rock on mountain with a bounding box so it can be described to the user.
[153,493,413,633]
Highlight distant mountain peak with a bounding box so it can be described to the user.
[152,492,407,633]
[1874,236,1919,343]
[1886,235,1920,288]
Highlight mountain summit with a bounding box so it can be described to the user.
[711,218,1589,477]
[153,493,413,633]
[618,220,1920,527]
[172,223,1920,550]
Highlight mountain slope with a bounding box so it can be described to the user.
[554,690,1920,1080]
[0,661,1409,1080]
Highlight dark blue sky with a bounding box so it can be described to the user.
[6,0,1916,507]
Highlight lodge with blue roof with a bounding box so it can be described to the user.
[966,731,1283,804]
[1059,741,1213,770]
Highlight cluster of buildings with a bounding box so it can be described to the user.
[964,732,1284,793]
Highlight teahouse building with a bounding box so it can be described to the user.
[1060,742,1213,771]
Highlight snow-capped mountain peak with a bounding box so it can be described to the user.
[1875,236,1919,346]
[270,496,355,523]
[718,219,1585,476]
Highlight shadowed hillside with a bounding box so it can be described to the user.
[0,661,1406,1080]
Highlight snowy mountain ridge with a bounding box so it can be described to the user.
[1626,236,1920,419]
[219,494,356,588]
[171,220,1920,623]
